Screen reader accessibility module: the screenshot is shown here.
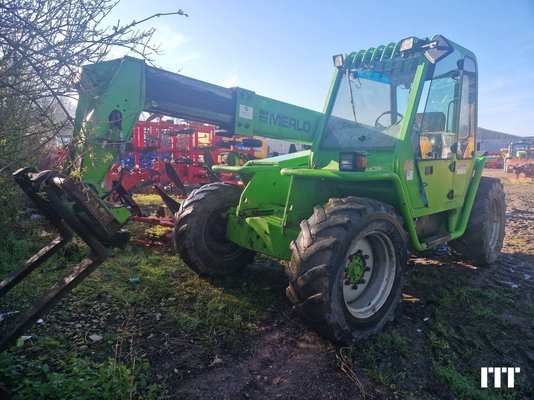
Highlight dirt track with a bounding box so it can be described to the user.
[172,169,533,400]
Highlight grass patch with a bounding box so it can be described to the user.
[425,284,531,399]
[433,361,492,400]
[2,192,531,398]
[72,247,273,344]
[143,225,172,240]
[131,194,169,207]
[1,234,276,397]
[505,235,527,248]
[345,331,411,389]
[0,349,166,399]
[346,262,533,399]
[167,274,269,345]
[0,233,43,272]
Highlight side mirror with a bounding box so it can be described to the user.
[424,35,453,64]
[399,35,453,64]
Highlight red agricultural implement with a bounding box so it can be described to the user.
[105,117,265,195]
[483,152,504,169]
[102,117,267,246]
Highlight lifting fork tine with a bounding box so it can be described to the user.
[0,252,106,351]
[0,168,112,352]
[0,234,71,297]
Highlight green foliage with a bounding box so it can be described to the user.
[0,177,30,237]
[0,233,41,272]
[0,352,166,400]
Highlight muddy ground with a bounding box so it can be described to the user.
[167,169,534,399]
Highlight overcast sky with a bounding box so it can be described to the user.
[108,0,534,136]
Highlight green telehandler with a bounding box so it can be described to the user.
[0,35,505,348]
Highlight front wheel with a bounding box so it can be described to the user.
[286,197,407,343]
[174,182,255,276]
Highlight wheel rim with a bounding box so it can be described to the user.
[488,197,502,249]
[202,208,241,256]
[205,209,228,246]
[342,231,396,319]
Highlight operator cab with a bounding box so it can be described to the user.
[508,142,533,158]
[316,35,477,178]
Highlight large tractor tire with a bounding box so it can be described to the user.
[174,182,255,276]
[286,197,407,343]
[449,177,505,266]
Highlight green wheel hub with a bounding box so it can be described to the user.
[342,233,397,319]
[345,250,367,286]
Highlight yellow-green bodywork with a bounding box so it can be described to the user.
[216,36,485,259]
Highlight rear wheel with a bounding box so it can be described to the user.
[174,182,255,276]
[286,197,407,343]
[449,177,505,265]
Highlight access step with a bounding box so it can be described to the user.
[423,233,452,248]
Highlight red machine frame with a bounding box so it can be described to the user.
[105,117,259,193]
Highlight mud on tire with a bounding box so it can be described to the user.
[286,197,407,343]
[449,177,505,266]
[174,182,255,276]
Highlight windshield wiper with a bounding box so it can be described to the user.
[346,70,358,123]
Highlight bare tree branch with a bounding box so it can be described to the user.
[0,0,187,172]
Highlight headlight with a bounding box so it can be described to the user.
[332,54,345,68]
[400,37,415,52]
[339,152,367,172]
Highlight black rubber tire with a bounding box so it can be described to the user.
[174,182,255,276]
[286,197,407,343]
[449,177,505,266]
[241,138,263,148]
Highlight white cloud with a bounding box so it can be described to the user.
[153,25,187,51]
[174,51,205,65]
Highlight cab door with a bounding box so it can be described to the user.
[409,51,463,212]
[451,56,477,202]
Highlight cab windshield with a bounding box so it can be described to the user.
[322,57,419,149]
[511,143,530,153]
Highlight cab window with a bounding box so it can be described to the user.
[412,51,462,160]
[457,57,476,159]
